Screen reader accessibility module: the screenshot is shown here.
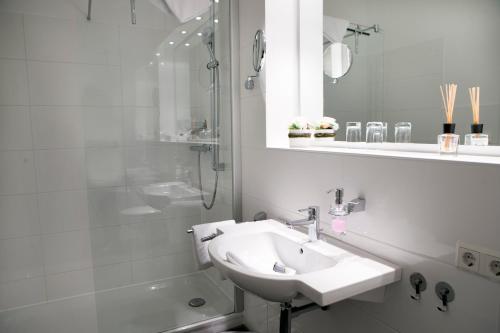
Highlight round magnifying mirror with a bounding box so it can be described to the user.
[252,29,266,73]
[323,42,353,82]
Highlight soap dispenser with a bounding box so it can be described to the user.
[326,187,366,235]
[327,188,348,235]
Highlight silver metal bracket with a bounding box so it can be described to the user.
[347,198,366,213]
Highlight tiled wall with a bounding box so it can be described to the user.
[0,0,233,314]
[239,1,500,332]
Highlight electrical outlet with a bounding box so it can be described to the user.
[457,246,480,272]
[479,253,500,282]
[456,241,500,282]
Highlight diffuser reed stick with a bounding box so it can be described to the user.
[468,86,480,124]
[465,86,488,145]
[438,83,459,154]
[440,83,458,123]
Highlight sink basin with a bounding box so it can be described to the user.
[209,220,401,306]
[141,182,206,209]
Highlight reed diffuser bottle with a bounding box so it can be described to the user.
[438,83,459,154]
[465,86,488,146]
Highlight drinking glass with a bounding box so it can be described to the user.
[382,122,388,142]
[345,122,362,142]
[366,122,384,143]
[395,122,412,143]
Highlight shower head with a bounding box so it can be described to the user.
[201,27,214,46]
[202,27,218,68]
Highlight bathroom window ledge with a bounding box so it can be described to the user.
[274,142,500,166]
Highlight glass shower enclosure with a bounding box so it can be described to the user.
[0,0,237,332]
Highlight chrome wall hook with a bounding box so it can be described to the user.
[410,272,427,301]
[435,281,455,312]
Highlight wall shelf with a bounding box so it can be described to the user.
[277,142,500,166]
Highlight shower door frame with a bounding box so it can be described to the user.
[229,0,245,314]
[162,1,244,331]
[230,0,243,224]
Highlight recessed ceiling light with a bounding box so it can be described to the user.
[214,19,219,23]
[197,32,202,36]
[215,0,219,3]
[155,52,161,57]
[160,62,165,66]
[149,61,153,65]
[185,43,190,47]
[195,16,202,21]
[181,30,187,34]
[169,41,174,45]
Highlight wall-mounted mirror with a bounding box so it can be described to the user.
[321,0,500,146]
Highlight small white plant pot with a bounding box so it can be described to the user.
[288,129,313,148]
[313,129,336,145]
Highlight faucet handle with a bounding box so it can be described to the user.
[298,207,312,219]
[298,206,319,219]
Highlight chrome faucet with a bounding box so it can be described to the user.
[285,206,321,242]
[327,187,366,217]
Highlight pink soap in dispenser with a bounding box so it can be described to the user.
[327,187,349,235]
[331,217,346,234]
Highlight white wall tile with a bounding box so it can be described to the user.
[243,303,268,333]
[24,14,120,65]
[130,221,153,261]
[85,148,125,187]
[123,107,158,144]
[38,190,89,234]
[1,0,173,30]
[0,277,45,311]
[0,236,43,283]
[0,12,26,59]
[0,107,32,150]
[45,269,94,300]
[35,149,86,192]
[0,293,99,333]
[241,95,266,148]
[89,225,131,267]
[28,61,121,106]
[42,230,92,275]
[0,151,36,195]
[0,194,39,239]
[31,107,84,149]
[87,187,129,228]
[0,0,96,22]
[83,107,123,147]
[0,59,29,105]
[119,26,165,107]
[164,216,198,254]
[93,262,132,291]
[239,0,265,50]
[131,252,196,283]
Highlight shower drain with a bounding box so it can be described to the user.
[188,297,206,307]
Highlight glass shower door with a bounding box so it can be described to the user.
[0,0,235,332]
[93,1,235,332]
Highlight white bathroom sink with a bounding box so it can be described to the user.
[209,220,401,306]
[141,182,206,209]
